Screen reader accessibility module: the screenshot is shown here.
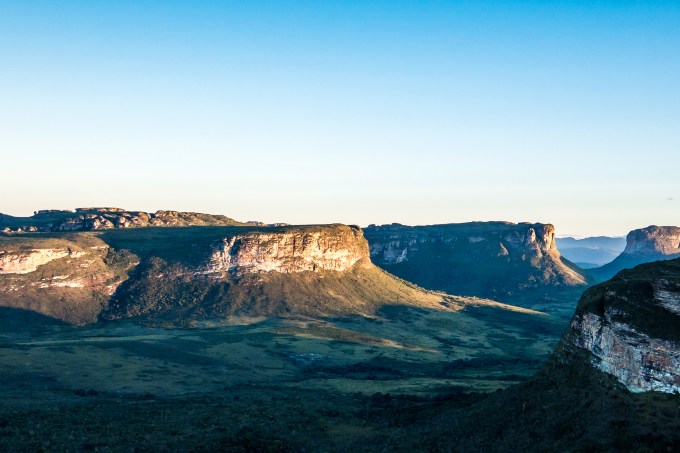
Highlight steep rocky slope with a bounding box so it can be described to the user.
[558,257,680,393]
[0,208,245,233]
[590,225,680,282]
[0,224,525,325]
[364,222,590,311]
[393,258,680,451]
[0,234,137,324]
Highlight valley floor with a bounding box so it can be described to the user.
[1,305,677,452]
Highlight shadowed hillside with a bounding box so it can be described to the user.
[364,222,591,316]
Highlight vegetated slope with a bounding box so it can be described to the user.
[0,233,137,324]
[559,257,680,392]
[364,222,591,313]
[2,260,678,453]
[400,258,680,452]
[0,224,530,326]
[0,207,245,233]
[555,235,626,268]
[590,225,680,282]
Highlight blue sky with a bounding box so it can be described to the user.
[1,1,678,236]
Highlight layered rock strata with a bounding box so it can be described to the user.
[590,226,680,282]
[560,259,680,393]
[206,226,370,274]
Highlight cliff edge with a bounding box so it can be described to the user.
[558,258,680,393]
[590,225,680,282]
[364,222,590,310]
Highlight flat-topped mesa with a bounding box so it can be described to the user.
[364,221,587,307]
[366,222,560,265]
[0,208,244,233]
[558,258,680,393]
[589,226,680,282]
[623,226,680,256]
[99,223,458,323]
[206,225,371,274]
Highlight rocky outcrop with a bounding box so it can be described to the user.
[560,258,680,393]
[590,226,680,282]
[0,237,138,325]
[0,249,74,274]
[364,222,589,308]
[623,226,680,255]
[206,226,370,274]
[0,208,245,233]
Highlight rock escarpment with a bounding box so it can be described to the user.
[0,208,245,233]
[206,226,370,274]
[0,236,137,324]
[559,258,680,393]
[364,222,589,310]
[0,248,75,274]
[590,226,680,282]
[624,226,680,255]
[2,224,481,325]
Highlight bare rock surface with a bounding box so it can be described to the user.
[590,225,680,282]
[206,225,370,274]
[560,258,680,393]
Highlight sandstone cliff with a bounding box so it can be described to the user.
[624,226,680,255]
[0,235,137,324]
[364,222,590,311]
[558,258,680,393]
[590,225,680,282]
[205,226,370,275]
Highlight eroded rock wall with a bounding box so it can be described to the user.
[624,226,680,256]
[562,260,680,393]
[206,225,370,274]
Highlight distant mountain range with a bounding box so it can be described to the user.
[555,236,626,268]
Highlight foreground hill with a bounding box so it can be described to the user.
[560,257,680,392]
[364,222,591,314]
[0,223,532,325]
[590,225,680,282]
[414,257,680,451]
[555,235,626,268]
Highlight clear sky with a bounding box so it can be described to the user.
[1,1,678,237]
